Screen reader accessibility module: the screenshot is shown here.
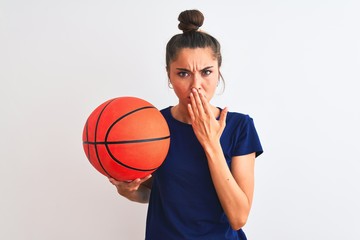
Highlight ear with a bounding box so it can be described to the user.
[166,66,170,78]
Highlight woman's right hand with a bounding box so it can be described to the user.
[108,175,152,203]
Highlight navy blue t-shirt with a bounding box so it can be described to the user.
[145,107,263,240]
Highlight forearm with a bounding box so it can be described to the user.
[204,142,252,230]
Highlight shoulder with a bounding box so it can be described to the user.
[160,106,172,117]
[223,110,260,140]
[223,110,264,157]
[225,110,253,128]
[159,106,174,124]
[160,106,172,113]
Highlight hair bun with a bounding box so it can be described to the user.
[178,9,204,33]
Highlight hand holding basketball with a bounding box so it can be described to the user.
[109,175,151,194]
[109,175,152,202]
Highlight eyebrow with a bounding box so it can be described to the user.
[176,66,214,72]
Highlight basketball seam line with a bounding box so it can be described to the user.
[104,104,165,172]
[94,98,117,178]
[83,135,170,145]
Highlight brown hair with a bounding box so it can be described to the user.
[165,9,224,87]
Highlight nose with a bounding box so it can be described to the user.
[191,73,202,90]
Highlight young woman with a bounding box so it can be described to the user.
[109,9,263,240]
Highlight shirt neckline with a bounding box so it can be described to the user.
[167,106,222,126]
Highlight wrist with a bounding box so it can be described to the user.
[203,141,222,157]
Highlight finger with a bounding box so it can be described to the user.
[139,174,152,184]
[130,178,141,185]
[187,103,195,122]
[219,107,228,128]
[109,178,117,185]
[109,177,123,185]
[127,178,141,190]
[198,91,211,116]
[191,88,205,115]
[189,91,199,116]
[124,175,151,185]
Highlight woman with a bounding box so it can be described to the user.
[109,9,263,240]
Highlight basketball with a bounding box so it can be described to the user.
[82,97,170,181]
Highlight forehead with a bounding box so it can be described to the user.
[171,47,217,66]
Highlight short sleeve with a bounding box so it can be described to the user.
[231,115,263,158]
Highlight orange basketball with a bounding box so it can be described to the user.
[82,97,170,181]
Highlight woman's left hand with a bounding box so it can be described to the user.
[187,88,228,148]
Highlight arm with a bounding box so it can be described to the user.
[205,147,255,230]
[109,175,153,203]
[188,89,255,229]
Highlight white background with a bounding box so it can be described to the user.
[1,0,359,239]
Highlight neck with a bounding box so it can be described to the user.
[171,104,192,124]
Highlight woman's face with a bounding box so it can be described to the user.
[168,47,219,107]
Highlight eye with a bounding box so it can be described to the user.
[178,71,190,78]
[202,69,212,76]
